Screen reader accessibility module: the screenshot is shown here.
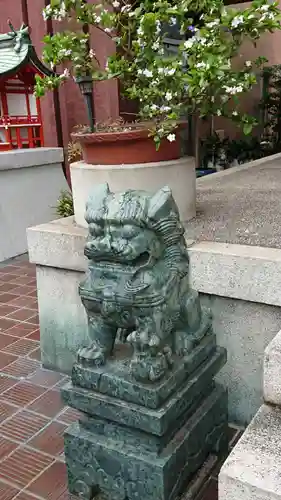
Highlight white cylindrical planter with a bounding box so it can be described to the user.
[71,157,196,228]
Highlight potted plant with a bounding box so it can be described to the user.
[36,0,281,149]
[35,0,280,222]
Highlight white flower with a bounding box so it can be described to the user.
[63,68,70,78]
[232,110,238,116]
[198,37,207,45]
[158,67,175,76]
[60,1,66,16]
[59,49,72,57]
[170,17,177,26]
[112,0,120,7]
[206,20,219,28]
[155,20,161,34]
[160,105,171,112]
[104,27,112,33]
[121,4,131,13]
[167,134,176,142]
[152,41,160,50]
[260,4,269,11]
[143,69,153,78]
[245,60,252,67]
[95,16,101,23]
[224,84,244,95]
[89,49,95,59]
[42,6,51,20]
[184,39,194,49]
[165,92,173,101]
[151,104,158,111]
[266,12,275,19]
[216,109,222,116]
[138,69,153,78]
[196,62,207,69]
[231,16,244,28]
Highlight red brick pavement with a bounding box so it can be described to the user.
[0,258,243,500]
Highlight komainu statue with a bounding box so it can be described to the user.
[62,184,228,500]
[78,183,210,382]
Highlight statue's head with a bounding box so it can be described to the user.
[84,183,184,267]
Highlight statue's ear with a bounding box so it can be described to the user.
[85,183,110,222]
[147,186,175,220]
[86,183,110,210]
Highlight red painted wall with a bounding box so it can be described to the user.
[0,0,119,148]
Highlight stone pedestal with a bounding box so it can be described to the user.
[62,333,228,500]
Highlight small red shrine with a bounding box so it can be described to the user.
[0,23,53,151]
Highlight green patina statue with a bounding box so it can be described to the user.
[78,183,208,383]
[62,184,228,500]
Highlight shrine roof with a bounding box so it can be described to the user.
[0,23,53,79]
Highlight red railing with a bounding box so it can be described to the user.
[0,114,41,126]
[0,115,43,150]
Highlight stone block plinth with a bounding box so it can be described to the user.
[62,335,228,500]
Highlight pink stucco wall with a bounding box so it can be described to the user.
[212,0,281,138]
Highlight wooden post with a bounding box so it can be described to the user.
[21,0,29,26]
[44,0,68,182]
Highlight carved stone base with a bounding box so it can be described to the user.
[64,385,227,500]
[71,331,216,409]
[62,337,228,500]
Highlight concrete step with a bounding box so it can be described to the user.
[219,403,281,500]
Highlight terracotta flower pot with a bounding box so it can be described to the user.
[71,126,183,165]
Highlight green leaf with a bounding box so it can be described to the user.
[243,123,253,135]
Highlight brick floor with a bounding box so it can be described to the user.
[0,259,70,500]
[0,257,244,500]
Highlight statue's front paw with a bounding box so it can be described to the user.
[78,345,105,367]
[148,353,167,382]
[131,352,169,383]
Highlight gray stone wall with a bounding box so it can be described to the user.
[201,294,281,425]
[0,148,67,262]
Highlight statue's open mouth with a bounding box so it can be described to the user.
[130,251,150,267]
[85,248,151,268]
